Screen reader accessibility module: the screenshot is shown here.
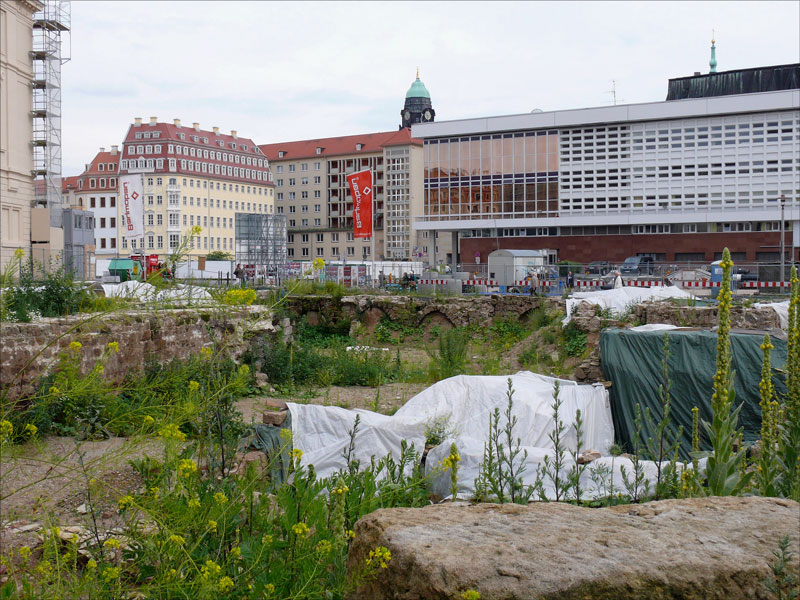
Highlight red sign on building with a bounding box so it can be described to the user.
[347,169,373,239]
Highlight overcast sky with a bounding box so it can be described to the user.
[61,1,799,175]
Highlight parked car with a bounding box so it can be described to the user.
[620,255,655,276]
[586,261,611,275]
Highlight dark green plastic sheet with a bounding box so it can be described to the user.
[601,328,786,460]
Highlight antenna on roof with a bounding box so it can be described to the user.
[606,80,624,106]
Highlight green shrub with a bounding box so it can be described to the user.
[426,327,469,381]
[562,321,587,357]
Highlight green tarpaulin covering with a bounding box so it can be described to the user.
[601,328,786,460]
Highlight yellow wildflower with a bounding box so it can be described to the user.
[200,559,221,580]
[168,568,177,578]
[177,458,198,478]
[23,423,38,437]
[87,559,97,569]
[366,546,391,569]
[290,448,303,461]
[230,546,242,559]
[102,566,120,582]
[191,225,202,235]
[150,486,160,499]
[14,248,24,259]
[188,380,200,393]
[104,538,121,550]
[207,520,217,533]
[107,341,119,352]
[462,591,481,600]
[49,386,60,395]
[218,576,234,592]
[291,522,310,538]
[264,583,276,595]
[315,539,332,555]
[261,534,273,545]
[346,529,356,540]
[18,546,31,560]
[333,484,349,495]
[200,347,213,359]
[213,492,228,505]
[69,341,82,352]
[188,498,201,509]
[143,415,155,427]
[158,423,186,442]
[117,495,135,511]
[0,420,12,439]
[167,534,185,546]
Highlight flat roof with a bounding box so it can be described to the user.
[411,89,800,139]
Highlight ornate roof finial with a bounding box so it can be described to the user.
[416,66,420,80]
[709,32,717,73]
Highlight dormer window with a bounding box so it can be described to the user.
[98,164,105,171]
[356,143,363,151]
[316,147,323,155]
[242,145,248,151]
[278,151,286,158]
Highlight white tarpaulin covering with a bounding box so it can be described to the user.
[564,287,693,325]
[755,301,789,329]
[287,372,655,500]
[101,280,211,302]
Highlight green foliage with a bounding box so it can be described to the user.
[2,260,94,322]
[779,266,800,500]
[426,327,469,381]
[245,336,400,389]
[423,414,456,447]
[538,381,570,502]
[640,334,683,500]
[206,250,233,261]
[562,321,587,357]
[295,317,352,349]
[620,404,651,502]
[374,316,423,345]
[764,534,798,600]
[487,317,528,350]
[473,379,534,504]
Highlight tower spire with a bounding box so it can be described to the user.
[416,66,420,80]
[709,31,717,73]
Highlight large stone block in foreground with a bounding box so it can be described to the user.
[347,497,799,600]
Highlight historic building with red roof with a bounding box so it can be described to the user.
[116,117,274,259]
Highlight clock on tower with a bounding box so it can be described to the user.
[400,68,435,129]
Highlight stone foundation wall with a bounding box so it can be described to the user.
[632,302,781,330]
[0,306,273,403]
[283,294,565,331]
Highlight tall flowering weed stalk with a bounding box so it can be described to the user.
[696,248,752,496]
[776,266,800,499]
[756,334,782,497]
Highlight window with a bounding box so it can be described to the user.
[314,161,321,170]
[316,247,324,257]
[156,215,162,226]
[110,217,116,227]
[316,233,324,243]
[169,234,179,249]
[147,214,154,226]
[302,248,309,257]
[157,235,163,248]
[289,164,296,172]
[90,197,96,208]
[347,246,355,256]
[331,233,339,242]
[301,177,308,185]
[100,217,106,228]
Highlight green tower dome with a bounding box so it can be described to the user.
[405,68,431,99]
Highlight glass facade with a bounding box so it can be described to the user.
[423,132,559,219]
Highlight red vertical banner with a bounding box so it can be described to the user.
[347,169,373,239]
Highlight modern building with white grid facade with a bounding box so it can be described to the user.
[412,66,800,267]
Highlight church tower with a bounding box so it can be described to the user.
[400,68,435,129]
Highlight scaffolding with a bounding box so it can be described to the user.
[31,0,70,227]
[235,213,289,282]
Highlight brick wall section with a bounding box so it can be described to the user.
[460,231,793,264]
[0,306,273,403]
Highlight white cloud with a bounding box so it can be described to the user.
[61,0,799,174]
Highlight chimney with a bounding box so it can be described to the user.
[134,117,142,126]
[111,145,119,155]
[231,130,238,139]
[149,116,157,125]
[193,122,200,131]
[85,163,90,171]
[173,118,181,127]
[213,126,219,134]
[99,147,105,153]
